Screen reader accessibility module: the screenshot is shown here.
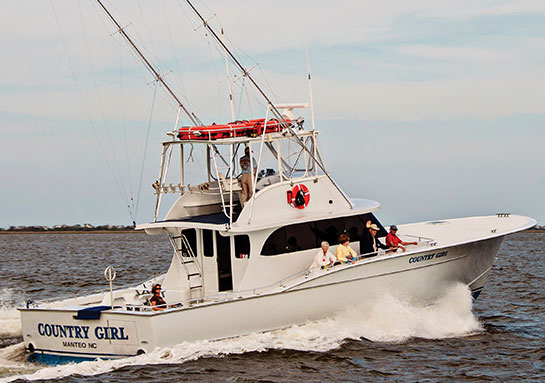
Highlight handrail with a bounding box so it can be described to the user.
[28,238,436,311]
[26,274,165,306]
[401,233,435,242]
[126,238,438,310]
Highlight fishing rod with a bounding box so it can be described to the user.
[95,0,200,127]
[184,0,353,207]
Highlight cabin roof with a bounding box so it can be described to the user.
[136,197,380,234]
[162,130,317,146]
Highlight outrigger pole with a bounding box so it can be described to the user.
[95,0,200,127]
[184,0,353,207]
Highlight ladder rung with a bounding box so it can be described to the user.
[187,272,200,277]
[189,285,202,290]
[170,235,182,240]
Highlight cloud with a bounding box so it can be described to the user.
[398,45,510,61]
[1,0,544,226]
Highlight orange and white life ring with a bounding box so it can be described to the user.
[287,184,310,209]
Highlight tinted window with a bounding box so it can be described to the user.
[314,217,345,245]
[261,214,384,256]
[181,229,196,256]
[261,227,286,255]
[345,215,365,242]
[203,229,213,257]
[234,235,250,259]
[287,222,317,251]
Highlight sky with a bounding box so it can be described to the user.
[1,0,544,227]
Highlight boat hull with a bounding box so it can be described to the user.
[20,235,503,363]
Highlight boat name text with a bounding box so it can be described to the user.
[408,251,448,264]
[37,323,128,341]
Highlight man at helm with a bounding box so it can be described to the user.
[240,147,256,204]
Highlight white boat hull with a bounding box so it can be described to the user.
[20,234,503,362]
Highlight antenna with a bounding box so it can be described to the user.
[94,0,200,127]
[298,4,316,131]
[184,0,353,208]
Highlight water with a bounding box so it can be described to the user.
[0,232,543,382]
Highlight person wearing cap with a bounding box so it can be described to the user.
[335,234,357,264]
[385,225,417,252]
[359,220,388,257]
[310,241,337,270]
[240,146,256,204]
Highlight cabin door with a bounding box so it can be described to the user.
[216,232,233,291]
[201,229,218,295]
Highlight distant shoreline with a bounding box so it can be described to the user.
[1,229,542,235]
[0,230,141,235]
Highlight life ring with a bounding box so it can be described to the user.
[287,184,310,209]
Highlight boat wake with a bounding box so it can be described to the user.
[0,283,481,382]
[0,289,22,339]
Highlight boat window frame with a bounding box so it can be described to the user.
[202,229,214,257]
[260,213,385,256]
[234,234,251,259]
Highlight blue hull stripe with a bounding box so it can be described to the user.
[33,348,132,358]
[471,287,484,301]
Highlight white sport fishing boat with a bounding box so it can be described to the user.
[19,1,536,364]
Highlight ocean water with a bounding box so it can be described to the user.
[0,232,543,382]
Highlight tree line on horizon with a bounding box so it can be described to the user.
[1,224,135,232]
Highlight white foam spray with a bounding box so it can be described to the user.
[0,289,22,338]
[0,283,482,382]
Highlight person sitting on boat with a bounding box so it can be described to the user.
[240,147,256,205]
[150,284,167,311]
[359,221,388,257]
[335,234,357,264]
[311,241,337,270]
[385,225,417,252]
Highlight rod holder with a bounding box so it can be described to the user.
[104,266,117,309]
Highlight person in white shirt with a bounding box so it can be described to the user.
[310,241,337,270]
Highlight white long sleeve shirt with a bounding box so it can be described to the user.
[311,248,337,269]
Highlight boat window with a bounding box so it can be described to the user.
[261,227,287,255]
[261,213,384,256]
[344,215,366,242]
[314,217,345,246]
[203,229,214,257]
[182,229,197,256]
[287,222,317,251]
[234,235,250,259]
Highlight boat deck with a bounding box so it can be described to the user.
[161,212,236,225]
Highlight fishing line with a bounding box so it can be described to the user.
[136,0,159,59]
[77,0,132,212]
[161,0,188,101]
[51,0,132,221]
[135,81,159,222]
[207,40,223,122]
[119,49,136,222]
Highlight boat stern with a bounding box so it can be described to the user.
[19,306,146,363]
